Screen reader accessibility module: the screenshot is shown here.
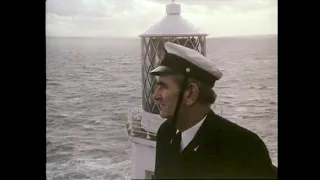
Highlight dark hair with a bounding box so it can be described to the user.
[174,75,217,105]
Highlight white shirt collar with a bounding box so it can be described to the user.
[176,115,207,151]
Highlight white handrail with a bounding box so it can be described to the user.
[125,112,157,140]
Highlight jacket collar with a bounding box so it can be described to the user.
[180,109,222,155]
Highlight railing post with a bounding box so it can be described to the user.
[146,117,151,139]
[221,104,223,116]
[128,108,135,136]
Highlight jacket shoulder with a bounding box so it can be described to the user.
[211,114,276,177]
[213,114,261,141]
[209,114,271,158]
[156,119,173,140]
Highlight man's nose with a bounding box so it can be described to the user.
[153,88,161,101]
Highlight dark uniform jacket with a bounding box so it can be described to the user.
[154,110,277,179]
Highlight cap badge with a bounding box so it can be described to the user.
[186,68,190,73]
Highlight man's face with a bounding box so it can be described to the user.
[153,75,180,118]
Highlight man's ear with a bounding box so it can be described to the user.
[184,83,199,106]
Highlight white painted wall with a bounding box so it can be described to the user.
[130,137,157,179]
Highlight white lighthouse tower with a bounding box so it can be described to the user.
[126,1,208,179]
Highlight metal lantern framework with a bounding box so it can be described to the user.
[139,1,208,115]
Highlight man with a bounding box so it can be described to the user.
[150,42,277,179]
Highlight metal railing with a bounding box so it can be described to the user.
[125,107,157,141]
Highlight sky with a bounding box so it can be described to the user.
[46,0,277,38]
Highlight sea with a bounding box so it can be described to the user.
[46,35,278,180]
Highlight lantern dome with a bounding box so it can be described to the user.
[139,2,208,37]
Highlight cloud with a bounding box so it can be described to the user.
[46,0,277,37]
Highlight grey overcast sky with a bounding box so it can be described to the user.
[46,0,277,38]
